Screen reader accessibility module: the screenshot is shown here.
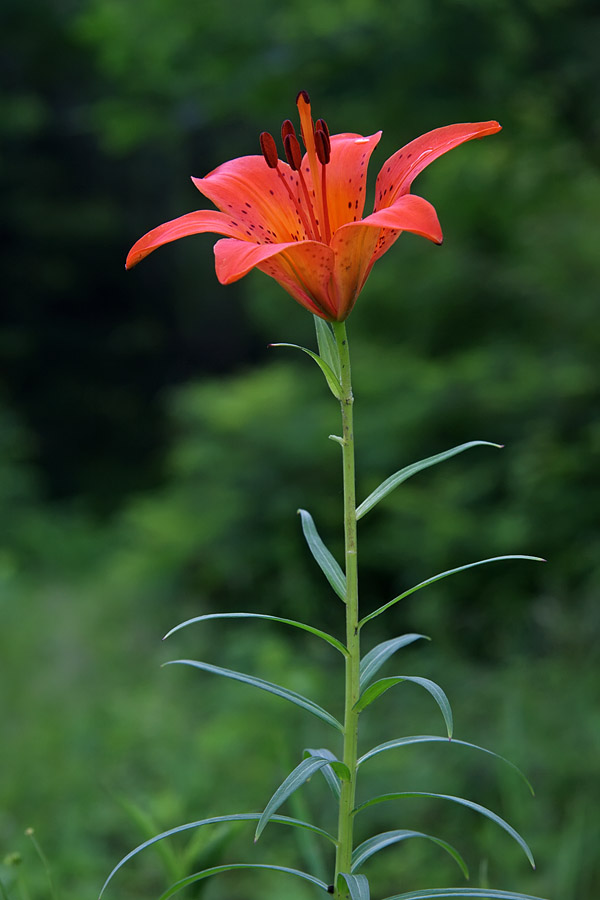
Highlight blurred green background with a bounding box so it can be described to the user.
[1,0,599,898]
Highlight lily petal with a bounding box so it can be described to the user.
[375,121,502,210]
[361,193,443,242]
[192,156,307,243]
[125,210,247,269]
[214,238,337,319]
[321,132,382,233]
[329,194,442,319]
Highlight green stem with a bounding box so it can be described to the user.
[332,321,360,897]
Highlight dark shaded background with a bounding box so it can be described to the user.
[1,1,599,898]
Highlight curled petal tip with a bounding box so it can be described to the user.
[480,120,502,136]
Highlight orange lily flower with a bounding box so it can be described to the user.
[126,92,500,321]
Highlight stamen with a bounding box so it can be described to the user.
[315,118,330,140]
[258,96,333,245]
[259,132,279,168]
[281,119,296,142]
[314,128,330,165]
[315,130,332,244]
[260,125,313,240]
[283,133,303,171]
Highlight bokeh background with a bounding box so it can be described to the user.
[1,1,599,898]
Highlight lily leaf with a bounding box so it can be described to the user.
[351,830,468,879]
[157,863,328,900]
[298,508,347,602]
[99,813,336,897]
[357,734,533,794]
[356,441,502,520]
[338,873,370,900]
[360,635,429,689]
[271,342,343,399]
[354,676,453,738]
[164,660,342,732]
[314,316,341,379]
[256,755,349,840]
[359,556,545,628]
[163,612,347,657]
[353,792,535,868]
[304,747,346,800]
[382,890,549,900]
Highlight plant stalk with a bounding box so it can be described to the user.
[332,321,360,897]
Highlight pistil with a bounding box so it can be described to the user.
[296,91,330,245]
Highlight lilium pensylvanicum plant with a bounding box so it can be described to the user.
[107,94,551,900]
[126,91,501,321]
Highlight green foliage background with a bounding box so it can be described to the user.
[1,1,599,898]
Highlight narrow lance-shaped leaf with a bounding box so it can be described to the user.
[164,660,342,732]
[356,441,503,520]
[353,792,535,869]
[338,873,370,900]
[360,634,430,689]
[314,315,341,380]
[163,612,347,657]
[359,556,545,628]
[382,890,550,900]
[304,747,344,800]
[357,734,534,794]
[99,813,336,897]
[256,755,350,840]
[298,508,347,602]
[270,342,343,399]
[355,676,453,738]
[156,863,329,900]
[351,830,468,879]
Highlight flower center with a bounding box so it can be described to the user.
[259,91,332,244]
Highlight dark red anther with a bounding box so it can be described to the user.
[283,133,303,171]
[281,119,296,142]
[259,132,279,168]
[296,89,310,106]
[314,128,330,165]
[315,118,330,139]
